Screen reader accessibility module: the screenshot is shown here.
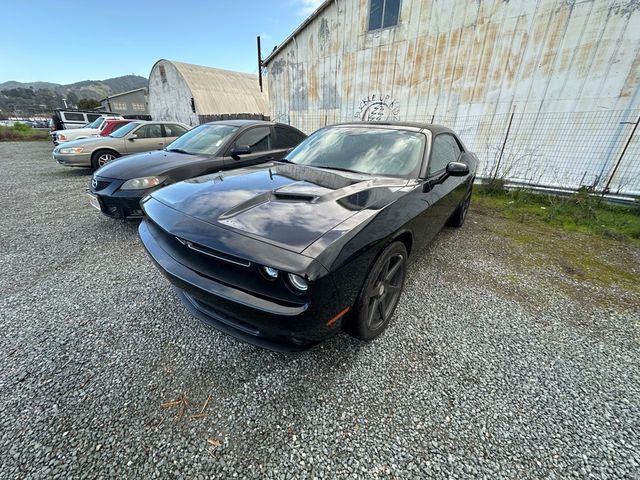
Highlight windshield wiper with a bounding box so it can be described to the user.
[275,158,294,164]
[166,148,193,155]
[311,165,367,175]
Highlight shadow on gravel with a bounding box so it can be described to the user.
[44,167,93,178]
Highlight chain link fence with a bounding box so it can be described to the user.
[272,110,640,199]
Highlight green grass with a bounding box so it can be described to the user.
[0,124,50,142]
[474,184,640,245]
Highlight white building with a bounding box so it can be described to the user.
[263,0,640,196]
[148,60,270,127]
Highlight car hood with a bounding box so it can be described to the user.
[148,163,408,253]
[58,136,120,149]
[95,150,210,179]
[59,127,98,136]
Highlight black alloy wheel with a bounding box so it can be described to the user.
[352,241,407,340]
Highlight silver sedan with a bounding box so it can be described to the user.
[52,121,190,170]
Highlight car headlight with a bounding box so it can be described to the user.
[287,273,308,292]
[58,134,67,141]
[120,176,166,190]
[59,147,84,154]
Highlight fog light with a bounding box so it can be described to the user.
[288,273,308,292]
[262,266,279,279]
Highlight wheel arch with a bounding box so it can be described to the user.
[390,230,413,257]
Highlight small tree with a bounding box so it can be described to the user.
[77,98,101,109]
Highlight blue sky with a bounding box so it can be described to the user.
[0,0,323,84]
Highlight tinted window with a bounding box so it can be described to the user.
[429,134,460,174]
[288,127,425,178]
[87,114,101,122]
[63,112,85,122]
[165,124,239,155]
[369,0,400,31]
[275,125,306,149]
[234,126,272,153]
[135,124,163,139]
[164,124,188,137]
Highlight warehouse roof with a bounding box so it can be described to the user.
[262,0,332,65]
[99,87,147,103]
[153,60,269,115]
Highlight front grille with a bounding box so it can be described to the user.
[174,236,251,267]
[93,180,111,191]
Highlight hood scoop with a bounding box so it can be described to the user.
[272,182,333,202]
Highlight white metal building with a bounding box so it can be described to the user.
[148,60,270,126]
[263,0,640,196]
[100,87,148,116]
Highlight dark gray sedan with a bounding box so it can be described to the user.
[88,120,307,219]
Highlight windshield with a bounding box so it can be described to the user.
[110,122,140,138]
[164,124,239,155]
[86,117,104,129]
[286,127,426,178]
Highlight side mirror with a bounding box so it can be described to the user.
[446,161,469,177]
[128,134,138,141]
[231,145,251,159]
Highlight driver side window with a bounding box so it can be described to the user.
[135,124,163,139]
[429,134,460,175]
[234,127,272,153]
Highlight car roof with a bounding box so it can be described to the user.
[203,119,275,127]
[329,121,455,135]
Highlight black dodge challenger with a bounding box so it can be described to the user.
[139,122,477,351]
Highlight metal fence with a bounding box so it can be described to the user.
[273,109,640,199]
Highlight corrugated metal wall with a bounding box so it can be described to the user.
[265,0,640,196]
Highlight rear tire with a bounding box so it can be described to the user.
[91,150,119,170]
[350,241,408,341]
[449,186,472,228]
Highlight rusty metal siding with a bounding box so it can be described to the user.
[264,0,640,195]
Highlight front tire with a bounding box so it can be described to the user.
[91,150,119,170]
[351,241,408,341]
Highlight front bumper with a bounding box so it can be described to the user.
[53,152,92,167]
[138,217,345,351]
[88,176,150,219]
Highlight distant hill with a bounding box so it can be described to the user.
[0,75,147,99]
[0,75,147,116]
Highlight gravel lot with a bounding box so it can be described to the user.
[1,141,639,479]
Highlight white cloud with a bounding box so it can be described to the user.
[297,0,325,16]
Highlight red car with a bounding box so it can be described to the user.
[100,119,134,137]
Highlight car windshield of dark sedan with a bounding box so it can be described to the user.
[110,122,140,138]
[164,124,239,156]
[286,127,426,177]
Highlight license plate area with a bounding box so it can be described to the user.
[87,193,102,212]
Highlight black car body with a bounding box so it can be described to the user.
[138,122,477,351]
[88,120,306,219]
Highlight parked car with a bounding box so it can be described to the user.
[51,114,124,145]
[49,109,120,131]
[137,122,477,351]
[100,119,135,136]
[53,120,190,170]
[88,120,307,220]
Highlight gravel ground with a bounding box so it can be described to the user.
[1,141,639,479]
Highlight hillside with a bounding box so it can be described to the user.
[0,75,147,116]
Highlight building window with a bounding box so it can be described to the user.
[368,0,400,31]
[159,65,167,84]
